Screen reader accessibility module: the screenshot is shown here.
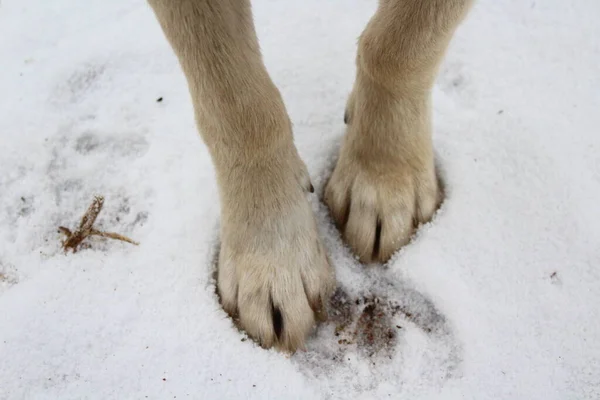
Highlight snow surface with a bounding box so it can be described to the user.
[1,0,600,398]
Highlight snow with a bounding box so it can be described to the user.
[1,0,599,398]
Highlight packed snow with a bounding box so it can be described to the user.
[1,0,599,398]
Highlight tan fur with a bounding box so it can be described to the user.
[147,0,472,351]
[326,0,473,263]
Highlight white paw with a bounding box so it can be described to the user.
[325,112,441,263]
[217,153,335,352]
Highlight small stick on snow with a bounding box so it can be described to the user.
[89,229,139,246]
[59,195,139,252]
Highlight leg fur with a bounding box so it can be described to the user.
[326,0,473,263]
[147,0,335,352]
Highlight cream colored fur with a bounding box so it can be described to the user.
[326,0,473,262]
[147,0,473,352]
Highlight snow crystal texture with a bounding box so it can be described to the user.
[1,0,599,399]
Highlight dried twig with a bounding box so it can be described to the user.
[89,229,139,245]
[59,195,139,252]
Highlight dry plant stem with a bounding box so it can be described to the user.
[89,229,139,246]
[59,195,139,252]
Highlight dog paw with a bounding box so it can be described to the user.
[325,92,441,263]
[217,152,335,352]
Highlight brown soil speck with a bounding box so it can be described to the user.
[327,289,398,359]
